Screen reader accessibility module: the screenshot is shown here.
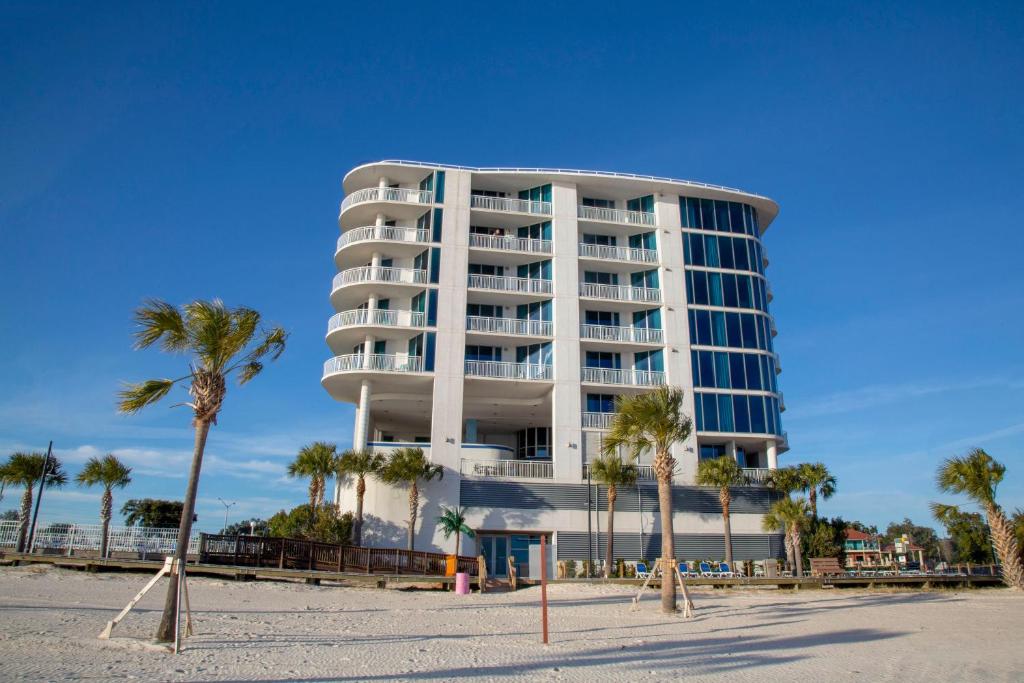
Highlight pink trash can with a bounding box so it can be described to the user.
[455,572,470,594]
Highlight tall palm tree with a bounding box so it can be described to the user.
[336,448,384,546]
[602,386,692,613]
[588,452,638,578]
[798,462,836,517]
[118,298,287,643]
[3,452,67,551]
[763,497,810,577]
[766,465,802,497]
[75,454,132,558]
[436,505,474,557]
[696,456,749,567]
[287,442,338,524]
[378,447,443,551]
[932,448,1023,589]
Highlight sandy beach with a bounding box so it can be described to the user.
[0,564,1020,682]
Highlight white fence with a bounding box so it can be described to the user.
[467,274,553,294]
[0,520,200,556]
[470,194,551,215]
[460,458,554,479]
[466,316,552,337]
[579,324,664,344]
[468,233,552,254]
[578,242,658,263]
[340,186,432,212]
[337,226,429,250]
[577,204,656,226]
[578,282,661,303]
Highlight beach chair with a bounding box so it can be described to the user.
[635,562,651,579]
[717,562,740,578]
[698,561,721,577]
[678,561,698,578]
[753,560,766,578]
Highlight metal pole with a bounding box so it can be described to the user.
[26,441,53,553]
[540,534,549,645]
[218,498,236,534]
[586,466,592,575]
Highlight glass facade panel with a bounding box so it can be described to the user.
[693,393,781,435]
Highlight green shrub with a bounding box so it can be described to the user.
[268,504,353,544]
[563,559,577,578]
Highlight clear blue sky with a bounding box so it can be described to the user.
[2,2,1022,533]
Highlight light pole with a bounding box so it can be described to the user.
[217,498,236,534]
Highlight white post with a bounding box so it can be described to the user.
[767,440,778,470]
[66,524,76,557]
[727,441,738,462]
[353,380,372,450]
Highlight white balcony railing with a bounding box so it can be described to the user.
[577,205,656,226]
[581,411,614,430]
[578,242,658,263]
[460,458,553,479]
[464,360,552,381]
[470,194,551,215]
[337,226,429,251]
[583,463,656,480]
[761,244,769,267]
[341,186,432,213]
[580,366,666,386]
[742,468,772,485]
[333,266,427,289]
[773,352,782,373]
[466,316,553,337]
[579,324,664,344]
[323,354,424,376]
[578,282,661,302]
[778,391,786,412]
[469,233,552,254]
[328,309,426,333]
[467,274,552,294]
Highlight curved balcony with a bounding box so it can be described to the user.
[579,324,663,345]
[337,226,430,250]
[578,242,658,264]
[340,187,432,213]
[323,353,424,376]
[577,205,655,227]
[578,282,661,303]
[464,360,552,381]
[470,194,551,216]
[468,233,552,255]
[467,274,552,295]
[460,458,553,480]
[580,366,666,387]
[466,316,552,337]
[742,468,772,485]
[333,266,427,289]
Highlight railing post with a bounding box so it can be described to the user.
[337,544,345,573]
[198,533,207,563]
[66,525,76,557]
[278,539,285,569]
[365,547,371,574]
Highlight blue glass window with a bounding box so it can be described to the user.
[635,349,663,372]
[750,397,766,433]
[733,239,749,270]
[586,310,619,326]
[692,270,708,304]
[745,354,762,389]
[733,395,750,432]
[741,314,758,349]
[718,395,735,432]
[698,351,714,387]
[725,313,741,347]
[714,352,731,389]
[586,351,621,369]
[712,312,728,346]
[695,310,711,345]
[722,273,738,308]
[587,394,615,413]
[708,272,723,306]
[703,235,720,267]
[729,203,744,234]
[729,354,746,389]
[702,393,719,431]
[718,236,735,269]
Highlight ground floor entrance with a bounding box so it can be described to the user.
[478,533,551,578]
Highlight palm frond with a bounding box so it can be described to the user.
[237,361,263,385]
[588,452,639,487]
[930,501,962,525]
[379,448,443,486]
[695,455,747,488]
[117,379,176,414]
[132,300,188,352]
[76,454,132,489]
[936,448,1003,507]
[336,449,385,480]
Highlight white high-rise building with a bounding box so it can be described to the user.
[324,160,787,576]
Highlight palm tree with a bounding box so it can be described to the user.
[336,448,384,546]
[118,298,287,643]
[378,447,443,551]
[436,505,474,557]
[602,386,692,613]
[588,452,638,578]
[287,442,338,524]
[75,454,132,558]
[798,462,836,517]
[763,497,810,577]
[766,465,802,496]
[3,452,67,551]
[932,448,1023,589]
[696,456,749,567]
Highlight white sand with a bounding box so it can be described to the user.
[0,565,1020,682]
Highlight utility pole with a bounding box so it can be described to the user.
[26,441,53,553]
[217,498,236,534]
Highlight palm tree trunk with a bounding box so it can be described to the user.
[809,489,818,518]
[605,485,617,579]
[155,418,211,643]
[654,448,676,613]
[352,476,365,546]
[783,531,794,572]
[986,505,1024,589]
[17,488,33,552]
[308,479,319,525]
[792,528,803,577]
[407,482,418,552]
[721,492,733,567]
[100,488,113,559]
[455,531,460,558]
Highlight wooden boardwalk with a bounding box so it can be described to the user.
[1,552,1003,590]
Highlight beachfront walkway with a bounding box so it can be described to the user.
[0,565,1020,681]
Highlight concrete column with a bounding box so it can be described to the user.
[353,380,372,449]
[767,440,778,470]
[362,334,375,360]
[727,440,738,462]
[655,192,699,484]
[371,252,381,268]
[378,177,389,188]
[375,212,386,227]
[550,180,582,482]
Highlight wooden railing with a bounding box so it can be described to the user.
[198,534,479,576]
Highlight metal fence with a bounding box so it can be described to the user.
[0,520,200,556]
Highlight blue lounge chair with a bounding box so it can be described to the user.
[698,561,720,577]
[679,561,698,578]
[635,562,651,579]
[718,562,740,578]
